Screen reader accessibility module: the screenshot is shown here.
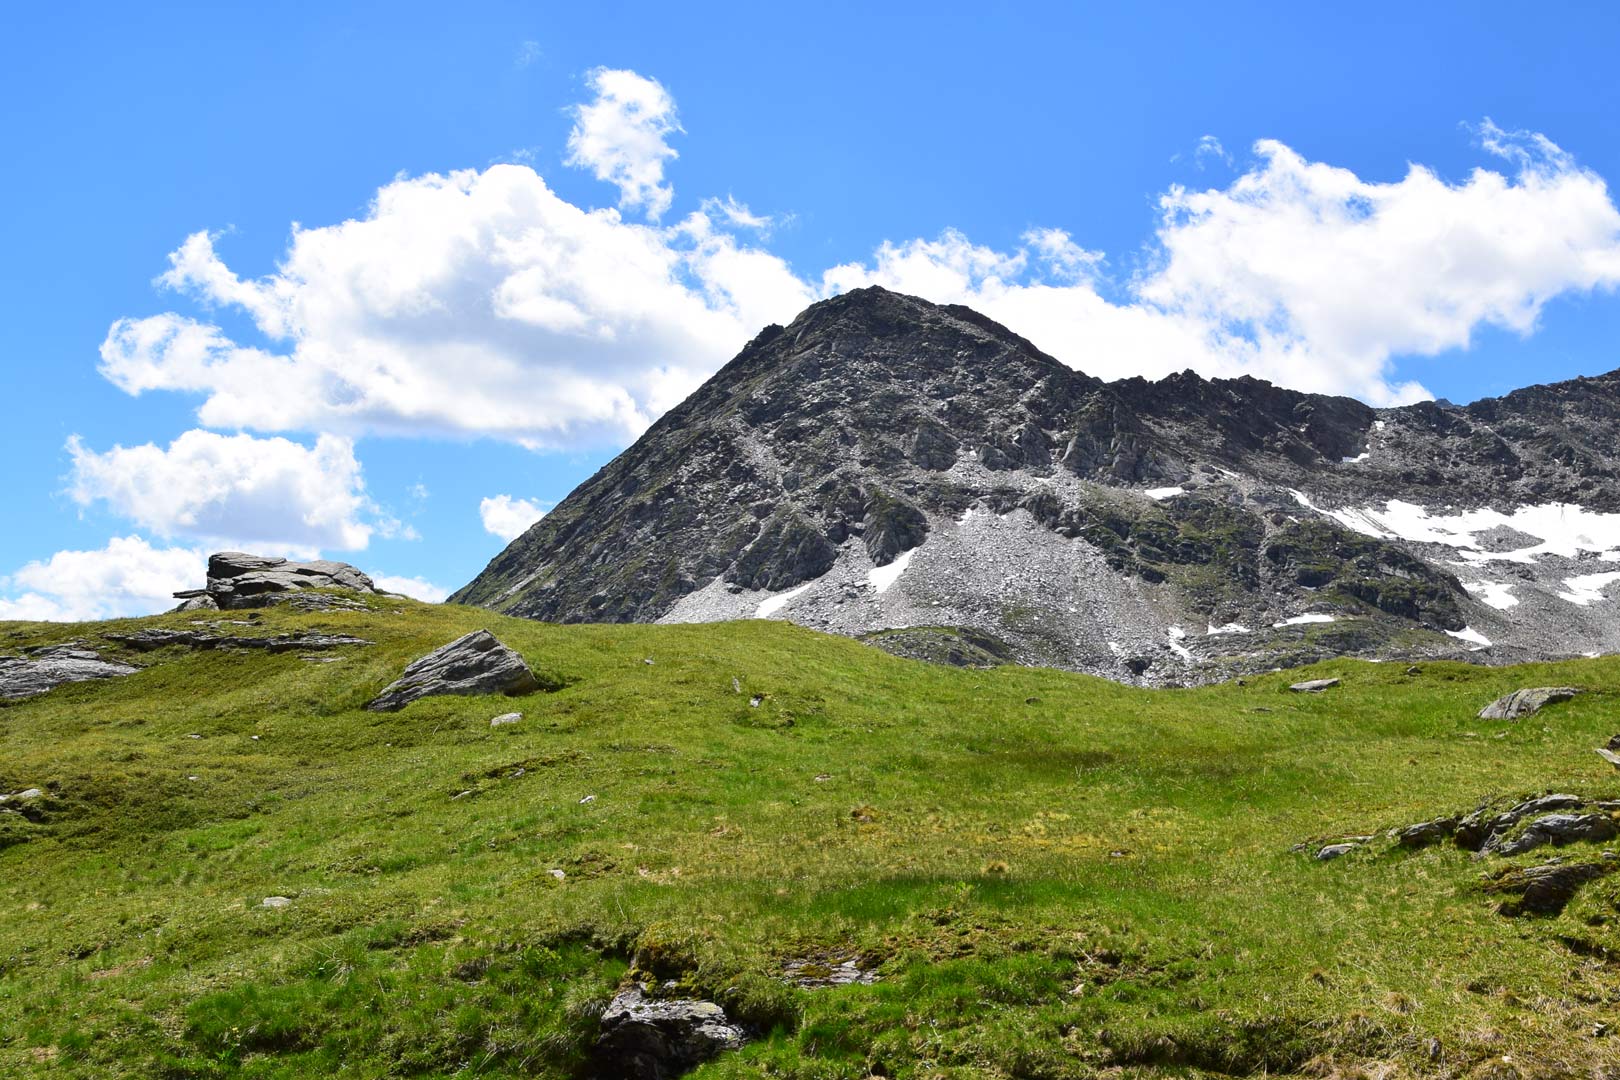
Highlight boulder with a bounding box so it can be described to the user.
[591,986,746,1079]
[176,552,387,611]
[1477,686,1580,720]
[367,631,545,712]
[0,644,138,701]
[1290,678,1340,693]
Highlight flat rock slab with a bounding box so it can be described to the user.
[105,629,372,653]
[0,644,138,701]
[1290,678,1340,693]
[367,630,544,712]
[1478,686,1581,720]
[591,986,746,1079]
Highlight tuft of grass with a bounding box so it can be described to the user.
[2,597,1619,1076]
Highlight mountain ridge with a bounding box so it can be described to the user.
[454,286,1620,682]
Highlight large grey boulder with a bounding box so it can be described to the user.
[176,552,386,611]
[590,986,746,1079]
[0,643,138,701]
[366,630,543,712]
[1478,687,1580,720]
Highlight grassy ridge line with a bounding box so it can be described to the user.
[1,599,1618,1078]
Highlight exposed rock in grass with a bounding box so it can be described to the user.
[1485,812,1618,856]
[590,985,746,1079]
[104,628,372,653]
[490,712,522,727]
[1477,686,1581,720]
[1482,855,1618,916]
[367,631,548,712]
[260,896,292,909]
[1290,678,1340,693]
[1391,817,1457,849]
[177,551,388,612]
[781,955,878,987]
[1315,842,1360,861]
[860,625,1015,668]
[0,643,138,700]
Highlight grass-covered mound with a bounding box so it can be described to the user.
[2,597,1618,1078]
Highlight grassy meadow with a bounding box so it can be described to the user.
[2,597,1618,1078]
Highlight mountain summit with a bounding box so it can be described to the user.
[453,287,1620,682]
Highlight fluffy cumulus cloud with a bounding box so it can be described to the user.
[372,574,451,603]
[479,494,548,541]
[0,537,205,622]
[98,69,1620,451]
[107,165,813,448]
[565,67,682,219]
[67,429,390,554]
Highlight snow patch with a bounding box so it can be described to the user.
[1167,626,1193,660]
[1341,452,1370,463]
[1145,487,1185,500]
[868,547,915,594]
[1445,626,1492,649]
[1460,580,1519,610]
[1559,571,1620,606]
[755,580,815,618]
[1274,613,1336,627]
[1206,622,1251,635]
[1292,498,1620,565]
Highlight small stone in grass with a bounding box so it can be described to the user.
[261,896,292,909]
[490,712,522,728]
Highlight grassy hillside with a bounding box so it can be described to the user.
[2,597,1618,1078]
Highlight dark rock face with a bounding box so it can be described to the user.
[453,287,1620,682]
[1478,687,1581,720]
[0,644,138,700]
[178,552,383,611]
[366,630,547,712]
[590,987,746,1079]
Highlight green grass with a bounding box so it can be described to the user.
[3,599,1619,1077]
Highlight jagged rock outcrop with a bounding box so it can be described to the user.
[175,553,384,611]
[454,287,1620,683]
[0,643,138,700]
[366,630,548,712]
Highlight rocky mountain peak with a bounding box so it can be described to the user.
[454,289,1620,684]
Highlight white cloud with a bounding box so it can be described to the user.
[67,429,382,553]
[566,67,681,219]
[480,494,548,541]
[0,537,205,622]
[122,164,813,448]
[1194,135,1231,168]
[101,75,1620,444]
[516,40,542,68]
[827,131,1620,405]
[372,574,450,603]
[700,195,782,236]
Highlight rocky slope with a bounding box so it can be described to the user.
[452,287,1620,683]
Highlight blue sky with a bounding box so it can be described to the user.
[7,1,1620,619]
